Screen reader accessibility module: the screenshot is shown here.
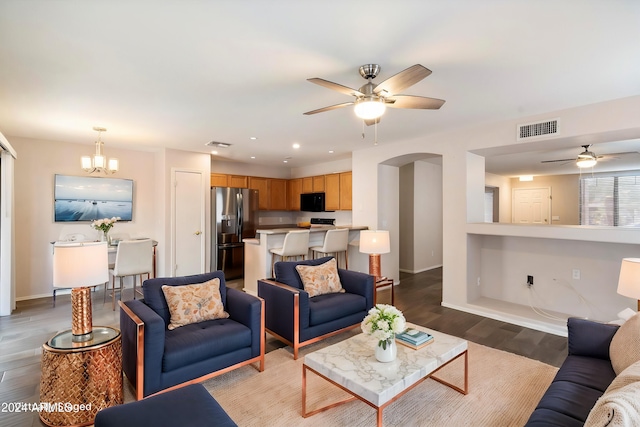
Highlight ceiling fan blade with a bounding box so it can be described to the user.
[385,95,445,109]
[373,64,432,95]
[303,102,354,115]
[307,78,364,97]
[541,158,575,164]
[364,118,381,126]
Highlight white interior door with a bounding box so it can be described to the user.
[172,169,205,276]
[512,187,551,224]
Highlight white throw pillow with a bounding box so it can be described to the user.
[610,311,640,375]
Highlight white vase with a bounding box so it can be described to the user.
[375,337,397,363]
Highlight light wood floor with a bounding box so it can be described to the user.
[0,268,566,426]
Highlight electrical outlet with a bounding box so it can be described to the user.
[477,277,481,287]
[572,269,581,280]
[527,275,534,286]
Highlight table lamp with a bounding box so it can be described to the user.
[617,258,640,312]
[359,230,390,281]
[53,242,109,342]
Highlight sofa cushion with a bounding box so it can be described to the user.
[143,272,228,325]
[584,381,640,427]
[610,311,640,375]
[274,256,334,289]
[308,292,367,326]
[295,258,344,297]
[163,318,251,372]
[162,278,229,330]
[524,408,585,427]
[534,380,604,423]
[552,355,617,393]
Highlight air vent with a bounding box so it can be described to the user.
[206,141,232,148]
[517,119,559,140]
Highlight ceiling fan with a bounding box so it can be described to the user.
[303,64,445,125]
[541,145,636,168]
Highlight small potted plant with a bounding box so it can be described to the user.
[361,304,406,362]
[91,217,120,245]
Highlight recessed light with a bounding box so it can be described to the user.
[251,156,256,159]
[329,150,334,154]
[211,150,218,155]
[293,143,300,149]
[250,137,257,140]
[283,160,288,163]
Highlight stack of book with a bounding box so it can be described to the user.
[396,328,434,350]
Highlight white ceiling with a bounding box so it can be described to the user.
[1,1,639,174]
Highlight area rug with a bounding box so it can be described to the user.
[201,336,557,427]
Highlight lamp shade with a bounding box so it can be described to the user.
[617,258,640,300]
[53,242,109,288]
[359,230,390,254]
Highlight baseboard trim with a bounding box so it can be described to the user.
[399,264,443,275]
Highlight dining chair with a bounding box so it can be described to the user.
[105,239,154,310]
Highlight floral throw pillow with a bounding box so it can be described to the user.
[161,278,229,330]
[295,258,344,297]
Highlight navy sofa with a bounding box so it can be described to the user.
[119,271,264,399]
[94,383,237,427]
[524,317,620,426]
[258,256,374,359]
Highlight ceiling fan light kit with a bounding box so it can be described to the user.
[576,145,598,168]
[354,98,386,120]
[305,63,445,130]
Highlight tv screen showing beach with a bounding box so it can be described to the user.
[54,175,133,222]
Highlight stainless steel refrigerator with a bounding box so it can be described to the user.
[211,187,258,280]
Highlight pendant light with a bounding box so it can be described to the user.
[81,127,118,174]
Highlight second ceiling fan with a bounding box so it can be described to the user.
[304,64,445,125]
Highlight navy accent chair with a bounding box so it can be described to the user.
[95,383,237,427]
[257,256,374,359]
[119,271,264,400]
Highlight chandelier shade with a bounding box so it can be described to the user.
[82,127,118,174]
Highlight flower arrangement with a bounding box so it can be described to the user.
[361,304,406,350]
[91,217,120,234]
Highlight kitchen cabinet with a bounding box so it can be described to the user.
[288,178,302,211]
[302,177,313,193]
[249,177,270,210]
[269,179,288,211]
[339,172,352,210]
[325,173,340,211]
[312,175,325,192]
[228,175,248,188]
[211,173,228,187]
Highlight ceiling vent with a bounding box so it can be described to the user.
[206,141,232,148]
[517,119,559,141]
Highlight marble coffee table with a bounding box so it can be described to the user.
[302,323,468,426]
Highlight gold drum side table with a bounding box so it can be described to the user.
[39,326,123,427]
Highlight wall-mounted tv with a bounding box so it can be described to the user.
[54,174,134,222]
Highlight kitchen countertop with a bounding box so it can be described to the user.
[255,225,367,235]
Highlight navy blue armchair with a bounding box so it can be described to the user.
[119,271,264,400]
[257,256,374,359]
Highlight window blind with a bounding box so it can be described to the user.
[580,175,640,227]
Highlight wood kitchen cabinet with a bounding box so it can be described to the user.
[210,173,228,187]
[228,175,248,188]
[269,179,288,211]
[312,175,325,192]
[302,177,313,193]
[288,178,302,211]
[339,172,352,210]
[249,177,270,210]
[324,173,340,211]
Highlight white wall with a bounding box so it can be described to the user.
[485,172,511,223]
[413,160,443,272]
[352,95,640,332]
[399,164,414,272]
[11,136,159,299]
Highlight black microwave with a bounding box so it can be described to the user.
[300,192,325,212]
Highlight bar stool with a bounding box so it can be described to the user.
[270,230,310,275]
[309,228,349,269]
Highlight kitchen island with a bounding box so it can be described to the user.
[243,226,367,295]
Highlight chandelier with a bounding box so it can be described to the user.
[81,127,118,174]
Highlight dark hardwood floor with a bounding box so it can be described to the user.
[0,267,566,426]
